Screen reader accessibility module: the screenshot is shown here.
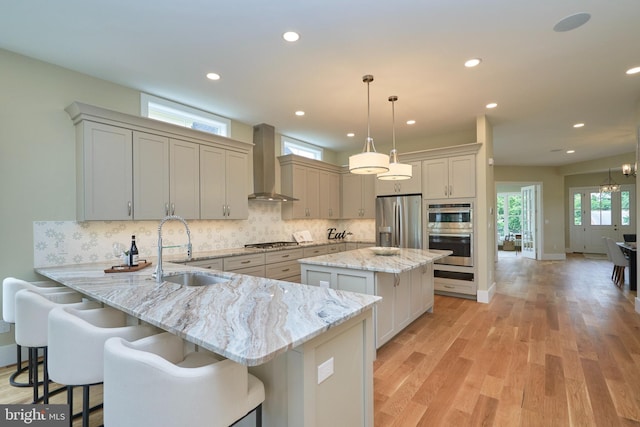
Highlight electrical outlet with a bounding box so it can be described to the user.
[0,320,11,334]
[319,280,330,289]
[317,357,334,384]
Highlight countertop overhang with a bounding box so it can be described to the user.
[35,260,380,366]
[298,248,452,273]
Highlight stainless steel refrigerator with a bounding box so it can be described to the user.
[375,194,422,248]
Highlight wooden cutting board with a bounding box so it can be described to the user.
[104,260,152,273]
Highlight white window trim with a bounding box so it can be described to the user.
[281,136,323,160]
[140,93,231,137]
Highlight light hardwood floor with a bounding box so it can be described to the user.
[374,253,640,426]
[1,253,639,426]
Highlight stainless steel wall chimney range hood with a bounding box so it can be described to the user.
[248,123,298,202]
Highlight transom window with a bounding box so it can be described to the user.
[282,137,323,160]
[141,93,230,137]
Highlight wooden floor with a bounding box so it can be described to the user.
[1,253,639,426]
[374,253,640,426]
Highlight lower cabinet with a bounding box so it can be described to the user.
[265,248,304,283]
[299,263,434,348]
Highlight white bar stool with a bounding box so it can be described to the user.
[48,305,157,427]
[104,332,265,427]
[14,289,98,404]
[2,277,65,388]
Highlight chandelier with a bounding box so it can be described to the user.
[377,96,412,181]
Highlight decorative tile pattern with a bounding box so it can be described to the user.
[34,203,375,267]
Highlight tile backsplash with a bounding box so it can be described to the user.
[33,202,374,267]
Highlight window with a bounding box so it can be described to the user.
[282,137,323,160]
[140,93,230,137]
[621,190,630,225]
[496,193,522,241]
[590,191,612,225]
[573,193,582,226]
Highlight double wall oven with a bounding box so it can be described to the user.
[427,203,473,266]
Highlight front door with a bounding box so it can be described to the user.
[569,186,635,253]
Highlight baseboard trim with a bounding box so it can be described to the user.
[635,297,640,314]
[477,282,496,304]
[0,344,27,369]
[542,253,567,261]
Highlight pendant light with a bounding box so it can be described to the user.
[349,75,390,174]
[377,95,412,180]
[599,168,620,193]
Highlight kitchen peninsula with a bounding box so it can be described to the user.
[299,248,451,348]
[36,260,379,427]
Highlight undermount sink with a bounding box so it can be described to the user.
[162,272,230,287]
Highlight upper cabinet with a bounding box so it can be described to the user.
[66,102,251,221]
[341,173,376,219]
[200,146,249,220]
[76,122,133,221]
[422,154,475,199]
[279,155,341,220]
[375,161,422,196]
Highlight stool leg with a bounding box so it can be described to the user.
[67,386,74,427]
[82,385,90,427]
[43,347,49,404]
[256,404,262,427]
[30,348,39,403]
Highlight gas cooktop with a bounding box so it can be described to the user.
[244,241,299,249]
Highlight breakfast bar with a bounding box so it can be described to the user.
[36,261,379,427]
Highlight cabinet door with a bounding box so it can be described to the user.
[200,145,226,219]
[400,161,422,194]
[169,139,200,219]
[375,273,395,347]
[448,155,475,198]
[361,174,376,218]
[395,271,412,330]
[341,173,363,219]
[79,122,132,220]
[422,264,434,312]
[133,132,169,220]
[410,267,424,320]
[305,167,320,218]
[319,170,340,219]
[422,158,449,199]
[224,151,249,219]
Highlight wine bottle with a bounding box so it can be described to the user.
[129,235,139,267]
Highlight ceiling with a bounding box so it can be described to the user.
[1,0,639,167]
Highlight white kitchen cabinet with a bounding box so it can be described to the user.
[422,155,475,199]
[169,139,200,219]
[375,161,422,196]
[341,173,376,219]
[200,146,249,219]
[76,121,133,221]
[132,131,170,220]
[281,162,320,219]
[319,170,341,218]
[411,264,434,320]
[265,248,304,282]
[67,101,253,222]
[280,155,342,220]
[185,258,224,271]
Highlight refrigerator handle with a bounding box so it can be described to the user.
[394,201,401,247]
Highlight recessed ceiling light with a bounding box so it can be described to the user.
[464,58,482,68]
[406,120,416,125]
[573,123,585,128]
[347,133,355,137]
[626,66,640,75]
[553,12,591,32]
[566,150,575,154]
[486,102,498,109]
[283,31,300,42]
[206,72,220,81]
[295,110,305,116]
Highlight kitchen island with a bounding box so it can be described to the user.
[299,248,451,348]
[36,261,379,427]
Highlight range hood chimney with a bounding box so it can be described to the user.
[248,123,298,202]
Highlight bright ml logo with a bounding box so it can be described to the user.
[1,405,68,426]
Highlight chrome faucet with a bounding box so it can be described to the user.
[154,215,192,282]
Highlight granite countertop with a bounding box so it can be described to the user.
[163,240,375,263]
[298,248,452,274]
[35,260,380,367]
